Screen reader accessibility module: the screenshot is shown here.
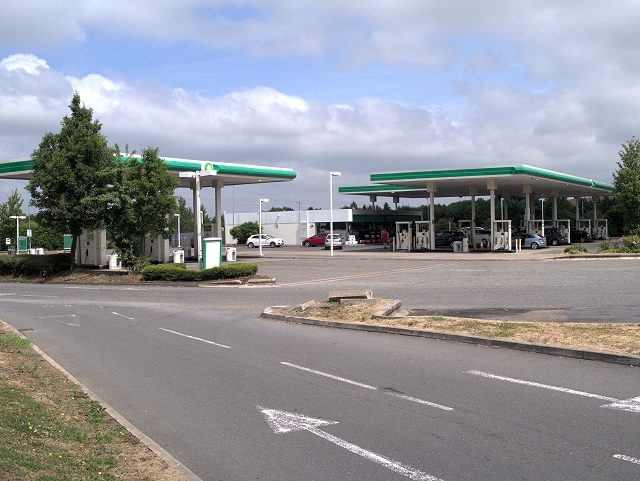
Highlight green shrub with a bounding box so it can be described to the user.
[141,262,258,282]
[563,245,588,254]
[0,253,71,278]
[621,235,640,252]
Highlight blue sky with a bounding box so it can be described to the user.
[1,1,639,213]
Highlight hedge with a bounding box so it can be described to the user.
[141,262,258,282]
[0,253,71,278]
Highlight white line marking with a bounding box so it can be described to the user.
[601,397,640,413]
[259,406,444,481]
[467,370,618,401]
[37,315,76,319]
[282,362,453,411]
[111,312,135,320]
[62,286,100,290]
[614,454,640,465]
[159,328,231,349]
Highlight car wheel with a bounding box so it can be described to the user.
[449,240,455,248]
[270,241,276,248]
[530,242,539,249]
[482,239,488,247]
[247,242,254,248]
[303,241,311,247]
[551,238,559,246]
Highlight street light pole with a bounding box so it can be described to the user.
[259,198,269,257]
[174,213,181,247]
[9,215,26,254]
[329,172,341,257]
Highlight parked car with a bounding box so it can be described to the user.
[461,227,491,247]
[246,234,285,248]
[302,232,329,247]
[570,229,592,243]
[543,227,569,246]
[511,232,547,249]
[324,233,344,250]
[434,230,465,248]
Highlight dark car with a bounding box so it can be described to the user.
[434,230,465,247]
[302,232,330,247]
[543,227,569,246]
[570,229,592,243]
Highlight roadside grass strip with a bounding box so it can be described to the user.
[0,327,183,480]
[282,362,453,411]
[468,370,640,413]
[159,328,231,349]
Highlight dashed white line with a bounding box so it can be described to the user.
[111,312,136,321]
[614,454,640,465]
[467,370,617,401]
[159,328,231,349]
[282,362,453,411]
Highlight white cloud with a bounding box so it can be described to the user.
[0,53,50,74]
[0,52,624,212]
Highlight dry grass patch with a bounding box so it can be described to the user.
[271,302,640,356]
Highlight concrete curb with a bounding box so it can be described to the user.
[261,307,640,367]
[0,319,203,481]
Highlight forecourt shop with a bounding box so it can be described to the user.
[0,156,296,266]
[339,165,616,251]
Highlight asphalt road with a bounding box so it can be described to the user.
[1,251,639,480]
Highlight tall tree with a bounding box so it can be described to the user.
[613,137,640,234]
[0,189,25,250]
[27,92,116,264]
[109,147,179,267]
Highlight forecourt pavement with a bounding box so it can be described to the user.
[1,252,639,480]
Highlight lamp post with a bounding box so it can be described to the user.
[9,215,26,254]
[174,213,181,247]
[259,198,269,257]
[329,172,341,257]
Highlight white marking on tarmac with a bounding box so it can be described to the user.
[111,312,135,320]
[614,454,640,465]
[160,328,231,349]
[38,315,76,319]
[258,406,444,481]
[601,397,640,413]
[467,370,618,401]
[282,362,453,411]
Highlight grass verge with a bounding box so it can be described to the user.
[0,325,186,481]
[271,301,640,356]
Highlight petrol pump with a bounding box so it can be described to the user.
[414,221,430,250]
[395,222,412,251]
[492,220,512,251]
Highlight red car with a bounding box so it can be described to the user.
[302,232,330,247]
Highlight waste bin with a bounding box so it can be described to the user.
[452,241,462,253]
[225,247,237,262]
[462,238,469,253]
[108,254,120,270]
[173,249,184,263]
[28,248,36,255]
[7,246,15,255]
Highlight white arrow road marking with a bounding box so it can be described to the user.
[159,328,231,349]
[468,370,640,413]
[111,312,136,320]
[282,362,453,411]
[601,397,640,413]
[614,454,640,465]
[258,406,444,481]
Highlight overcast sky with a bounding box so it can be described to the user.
[1,1,638,214]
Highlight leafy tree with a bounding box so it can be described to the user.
[109,147,179,267]
[27,92,116,265]
[268,206,294,212]
[613,137,640,234]
[229,221,259,244]
[0,189,26,250]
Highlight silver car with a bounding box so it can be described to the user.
[324,234,344,250]
[511,232,547,249]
